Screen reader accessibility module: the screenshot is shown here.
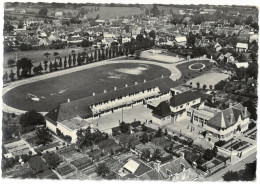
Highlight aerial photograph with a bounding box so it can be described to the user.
[1,1,258,181]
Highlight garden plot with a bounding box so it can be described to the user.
[70,157,93,171]
[4,139,33,156]
[55,162,76,177]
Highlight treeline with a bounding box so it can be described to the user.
[3,38,155,83]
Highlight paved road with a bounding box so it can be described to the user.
[202,151,257,181]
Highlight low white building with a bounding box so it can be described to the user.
[236,43,248,52]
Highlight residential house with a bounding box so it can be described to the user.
[249,34,258,43]
[174,36,187,47]
[236,43,248,52]
[235,62,249,69]
[187,103,250,141]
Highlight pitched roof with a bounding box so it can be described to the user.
[45,77,175,122]
[207,103,250,128]
[175,37,187,43]
[152,101,171,118]
[170,90,201,107]
[236,43,248,49]
[159,158,191,179]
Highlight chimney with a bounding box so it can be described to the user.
[229,103,232,108]
[104,90,107,93]
[244,107,247,117]
[125,84,128,87]
[214,110,218,116]
[135,82,138,85]
[114,87,117,90]
[180,152,185,159]
[67,99,70,103]
[93,92,95,96]
[154,160,161,173]
[230,114,234,123]
[144,79,146,83]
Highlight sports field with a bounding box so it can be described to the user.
[3,63,171,112]
[186,72,230,89]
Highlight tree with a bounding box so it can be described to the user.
[223,171,242,181]
[209,85,213,90]
[95,14,100,20]
[155,127,163,137]
[202,84,207,91]
[72,54,76,66]
[96,163,110,177]
[196,82,200,89]
[203,149,215,161]
[149,30,156,40]
[44,60,48,72]
[64,56,67,68]
[16,58,33,77]
[19,110,45,127]
[38,8,48,17]
[151,4,160,17]
[141,133,149,144]
[7,59,15,67]
[68,54,72,67]
[43,152,62,169]
[35,127,53,146]
[3,71,8,82]
[152,149,162,161]
[141,149,151,161]
[43,52,50,60]
[119,122,129,134]
[9,69,15,81]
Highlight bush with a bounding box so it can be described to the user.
[214,140,226,147]
[248,122,256,130]
[197,164,207,172]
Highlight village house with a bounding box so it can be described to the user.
[236,43,248,52]
[151,101,172,127]
[174,36,187,48]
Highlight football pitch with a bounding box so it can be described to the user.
[3,62,171,112]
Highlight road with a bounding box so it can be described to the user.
[202,151,257,181]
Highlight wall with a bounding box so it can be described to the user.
[46,120,57,133]
[57,123,77,143]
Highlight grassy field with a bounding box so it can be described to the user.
[24,6,144,19]
[3,62,171,112]
[85,6,144,19]
[4,47,90,68]
[186,72,230,89]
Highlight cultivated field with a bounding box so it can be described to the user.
[3,62,171,112]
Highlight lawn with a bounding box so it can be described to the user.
[4,47,89,69]
[3,62,171,112]
[186,72,229,89]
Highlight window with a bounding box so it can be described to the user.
[180,105,183,108]
[193,100,195,104]
[194,116,198,122]
[187,103,189,106]
[187,112,191,117]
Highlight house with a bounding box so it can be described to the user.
[236,43,248,52]
[55,12,63,18]
[224,52,235,63]
[152,101,172,126]
[169,90,201,122]
[214,43,222,52]
[174,36,187,47]
[235,62,249,69]
[187,103,250,141]
[249,34,258,43]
